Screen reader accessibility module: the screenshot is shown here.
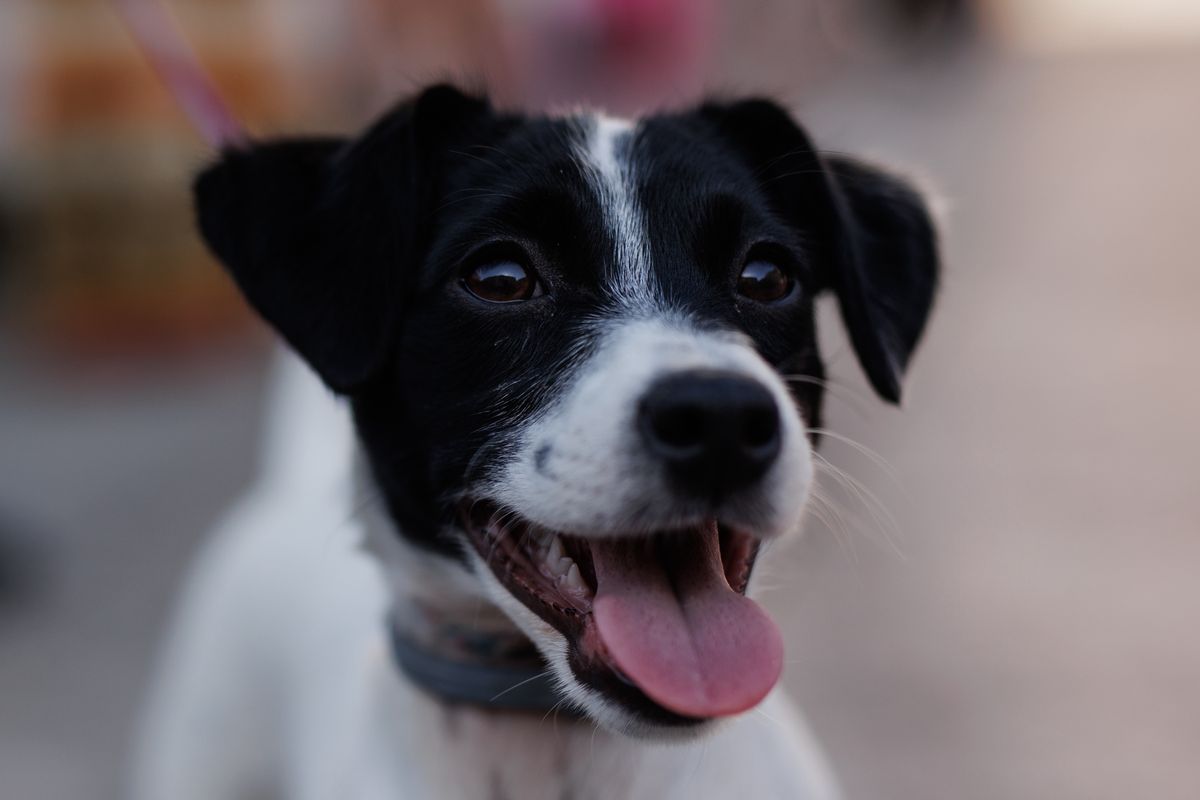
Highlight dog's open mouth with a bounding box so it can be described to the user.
[461,500,784,721]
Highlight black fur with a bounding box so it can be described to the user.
[699,98,938,402]
[194,87,503,392]
[194,85,938,552]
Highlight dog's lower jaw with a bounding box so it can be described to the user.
[459,499,789,728]
[361,491,734,736]
[365,506,719,737]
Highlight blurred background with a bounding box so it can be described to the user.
[1,1,1198,798]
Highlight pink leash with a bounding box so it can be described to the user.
[112,0,246,148]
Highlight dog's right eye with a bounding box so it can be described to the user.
[462,261,543,303]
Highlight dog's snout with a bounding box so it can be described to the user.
[638,370,781,496]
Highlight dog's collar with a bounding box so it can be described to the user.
[387,614,578,716]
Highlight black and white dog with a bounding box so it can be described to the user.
[132,85,936,799]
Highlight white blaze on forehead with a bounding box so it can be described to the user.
[578,114,658,307]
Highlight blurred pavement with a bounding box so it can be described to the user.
[2,46,1198,800]
[0,348,268,800]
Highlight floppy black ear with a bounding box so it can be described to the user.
[194,85,493,393]
[821,155,938,403]
[701,99,939,403]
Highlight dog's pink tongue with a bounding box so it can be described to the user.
[591,527,782,718]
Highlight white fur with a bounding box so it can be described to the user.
[486,315,813,541]
[130,351,839,799]
[577,114,659,308]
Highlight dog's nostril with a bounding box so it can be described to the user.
[639,370,782,496]
[650,403,707,451]
[742,406,779,450]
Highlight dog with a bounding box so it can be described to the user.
[131,85,937,799]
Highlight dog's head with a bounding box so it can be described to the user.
[195,85,937,736]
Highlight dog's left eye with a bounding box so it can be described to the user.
[463,261,543,303]
[737,260,792,303]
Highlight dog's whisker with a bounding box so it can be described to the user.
[489,669,555,703]
[455,143,545,185]
[683,736,710,794]
[811,465,897,561]
[462,439,503,485]
[807,485,862,569]
[807,428,902,486]
[760,167,841,187]
[432,187,524,215]
[540,696,569,726]
[816,457,904,554]
[753,705,784,727]
[485,508,527,557]
[751,146,832,181]
[780,373,872,418]
[813,455,907,560]
[446,147,505,170]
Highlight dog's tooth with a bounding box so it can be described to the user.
[562,563,588,595]
[546,535,565,564]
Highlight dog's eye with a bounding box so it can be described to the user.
[463,261,542,303]
[737,260,792,303]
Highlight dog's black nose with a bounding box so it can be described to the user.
[639,370,781,497]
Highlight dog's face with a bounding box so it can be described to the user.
[195,86,937,736]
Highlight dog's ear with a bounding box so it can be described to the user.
[820,155,939,403]
[701,99,939,403]
[195,85,493,393]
